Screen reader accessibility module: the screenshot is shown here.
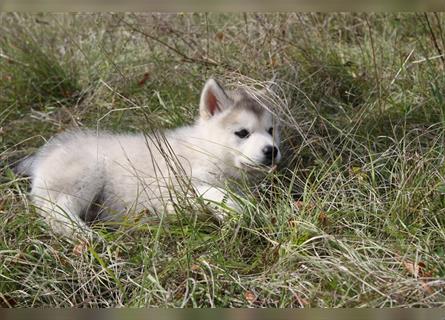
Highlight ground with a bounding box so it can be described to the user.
[1,13,445,307]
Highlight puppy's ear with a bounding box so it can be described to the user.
[199,79,232,120]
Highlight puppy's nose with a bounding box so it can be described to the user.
[262,145,278,161]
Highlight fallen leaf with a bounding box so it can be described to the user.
[396,255,435,295]
[244,290,256,303]
[269,56,278,67]
[318,211,329,226]
[138,72,150,86]
[420,280,434,294]
[73,241,88,257]
[294,201,304,210]
[402,259,432,278]
[215,31,224,41]
[403,260,420,277]
[191,264,200,272]
[294,201,315,211]
[294,293,309,307]
[288,219,298,228]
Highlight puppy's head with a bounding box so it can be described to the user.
[198,78,281,171]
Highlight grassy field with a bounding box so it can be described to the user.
[1,12,445,307]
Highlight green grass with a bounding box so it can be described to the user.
[2,12,445,307]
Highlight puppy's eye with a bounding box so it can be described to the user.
[235,129,250,139]
[268,127,274,135]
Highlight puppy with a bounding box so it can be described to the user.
[17,79,281,236]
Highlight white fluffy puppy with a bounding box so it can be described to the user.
[18,79,281,236]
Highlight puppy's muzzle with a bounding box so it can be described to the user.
[262,145,279,166]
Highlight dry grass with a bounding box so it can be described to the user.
[1,13,445,307]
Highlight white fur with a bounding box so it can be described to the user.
[22,79,281,236]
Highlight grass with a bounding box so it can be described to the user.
[1,12,445,307]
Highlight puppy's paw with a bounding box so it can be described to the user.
[46,217,92,240]
[194,185,243,222]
